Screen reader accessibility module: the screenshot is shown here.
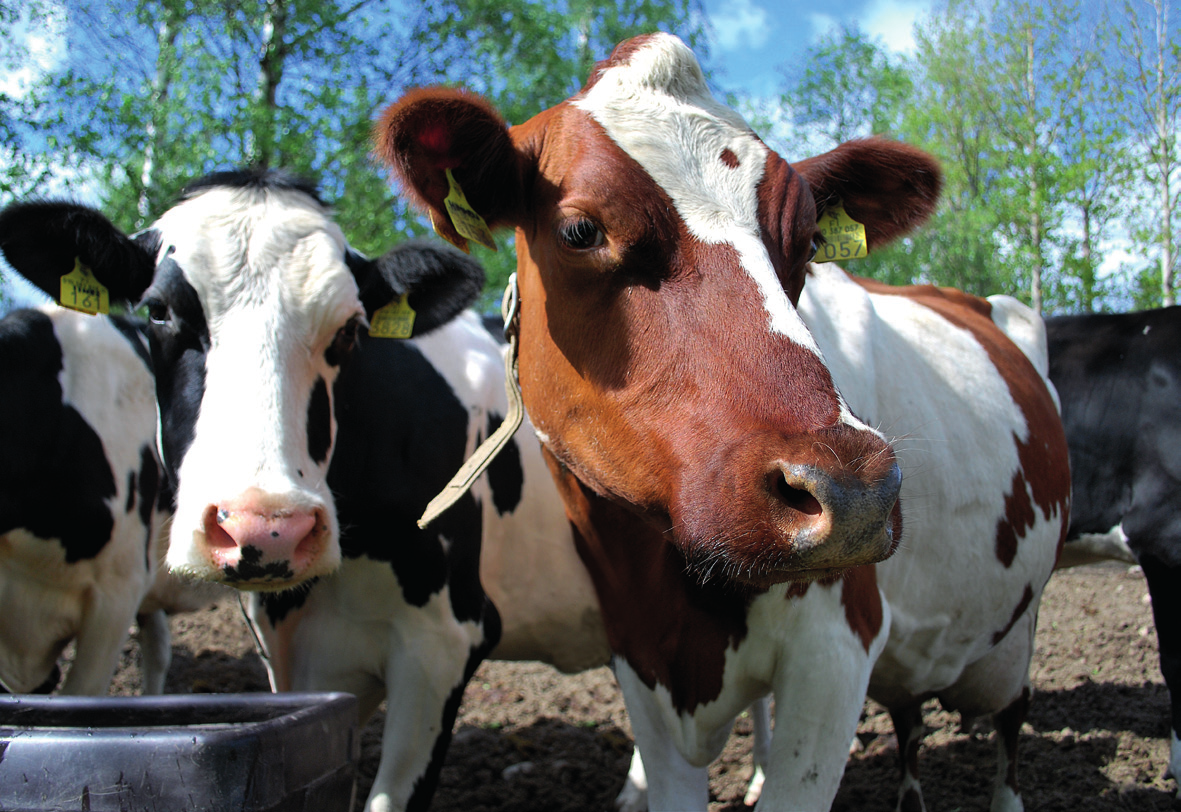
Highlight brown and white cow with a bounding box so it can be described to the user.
[378,33,1069,812]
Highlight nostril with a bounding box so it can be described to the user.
[203,505,236,550]
[773,472,823,517]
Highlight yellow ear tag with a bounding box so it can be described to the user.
[368,294,416,339]
[443,168,497,251]
[430,209,470,253]
[59,257,110,315]
[812,199,868,263]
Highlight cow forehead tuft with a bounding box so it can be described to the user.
[149,183,361,331]
[574,35,765,245]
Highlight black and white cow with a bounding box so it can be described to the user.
[0,171,607,812]
[1047,305,1181,795]
[0,303,168,695]
[247,308,608,812]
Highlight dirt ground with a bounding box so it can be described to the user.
[105,562,1178,811]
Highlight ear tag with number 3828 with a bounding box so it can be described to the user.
[368,294,416,339]
[60,257,110,316]
[812,200,868,264]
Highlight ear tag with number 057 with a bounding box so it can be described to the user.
[369,294,416,339]
[60,257,110,315]
[812,200,868,263]
[442,168,497,252]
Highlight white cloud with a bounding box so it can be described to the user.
[713,0,773,51]
[861,0,930,53]
[808,12,839,41]
[0,4,67,98]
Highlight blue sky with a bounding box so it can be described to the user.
[701,0,932,96]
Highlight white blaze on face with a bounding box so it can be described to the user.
[574,34,883,437]
[573,33,821,356]
[153,186,364,578]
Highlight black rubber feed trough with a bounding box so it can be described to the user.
[0,692,358,812]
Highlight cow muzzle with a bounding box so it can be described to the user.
[198,491,332,589]
[672,432,903,588]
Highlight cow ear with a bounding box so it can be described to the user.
[373,87,523,252]
[0,201,156,305]
[349,238,485,337]
[792,137,942,249]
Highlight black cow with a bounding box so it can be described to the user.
[1048,305,1181,795]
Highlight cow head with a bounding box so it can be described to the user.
[0,170,484,590]
[376,33,940,587]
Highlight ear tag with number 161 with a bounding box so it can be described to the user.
[60,257,110,315]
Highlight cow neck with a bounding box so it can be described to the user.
[417,274,524,528]
[539,445,756,713]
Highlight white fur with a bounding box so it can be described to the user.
[1171,731,1181,797]
[152,186,361,582]
[1057,524,1137,568]
[575,33,818,356]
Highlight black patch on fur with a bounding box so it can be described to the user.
[306,376,332,465]
[179,168,325,207]
[258,579,318,626]
[328,334,488,622]
[126,471,137,514]
[0,309,116,562]
[137,444,160,531]
[141,258,208,485]
[223,545,296,583]
[484,412,523,515]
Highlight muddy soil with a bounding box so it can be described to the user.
[105,562,1177,811]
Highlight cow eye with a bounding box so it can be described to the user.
[558,218,605,250]
[144,299,171,326]
[326,317,361,367]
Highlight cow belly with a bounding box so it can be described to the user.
[801,266,1064,707]
[479,521,609,673]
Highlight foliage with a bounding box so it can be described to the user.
[782,22,912,148]
[0,0,706,310]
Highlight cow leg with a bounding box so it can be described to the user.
[612,658,711,812]
[60,595,139,695]
[888,702,926,812]
[990,685,1030,812]
[614,747,650,812]
[755,587,886,811]
[940,601,1037,812]
[742,697,772,806]
[1139,554,1181,796]
[136,609,171,694]
[365,599,497,812]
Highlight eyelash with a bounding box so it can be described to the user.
[558,218,605,250]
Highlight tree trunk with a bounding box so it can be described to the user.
[1155,0,1175,306]
[253,0,289,169]
[139,13,180,227]
[1025,24,1043,314]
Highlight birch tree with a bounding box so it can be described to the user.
[1116,0,1181,307]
